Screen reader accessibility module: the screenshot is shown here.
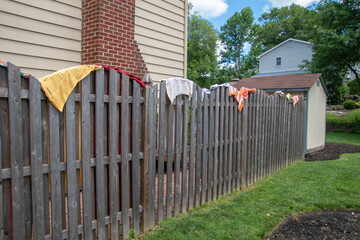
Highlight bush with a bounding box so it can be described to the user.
[348,80,360,95]
[343,100,357,109]
[326,110,360,134]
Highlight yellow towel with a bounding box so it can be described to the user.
[39,65,102,111]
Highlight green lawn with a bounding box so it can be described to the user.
[142,133,360,240]
[326,132,360,146]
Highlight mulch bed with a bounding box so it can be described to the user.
[305,142,360,161]
[266,210,360,240]
[266,142,360,239]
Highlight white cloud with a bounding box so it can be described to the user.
[267,0,320,8]
[262,4,271,13]
[243,42,251,54]
[189,0,228,19]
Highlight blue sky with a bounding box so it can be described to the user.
[188,0,320,30]
[188,0,320,53]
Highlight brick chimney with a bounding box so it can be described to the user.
[82,0,148,79]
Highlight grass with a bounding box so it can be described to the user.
[326,132,360,146]
[143,133,360,240]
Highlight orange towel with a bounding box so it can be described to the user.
[292,95,300,108]
[39,65,102,111]
[229,86,256,112]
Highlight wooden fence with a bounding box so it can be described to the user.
[0,62,306,239]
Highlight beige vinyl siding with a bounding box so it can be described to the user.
[0,0,81,78]
[135,0,187,83]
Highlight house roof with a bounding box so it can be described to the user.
[230,73,325,92]
[256,38,312,59]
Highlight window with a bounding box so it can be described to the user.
[276,57,281,66]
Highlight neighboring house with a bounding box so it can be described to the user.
[0,0,188,83]
[232,38,328,153]
[255,38,313,77]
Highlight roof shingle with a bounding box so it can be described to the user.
[231,73,322,90]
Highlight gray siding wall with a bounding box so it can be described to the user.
[259,41,313,74]
[135,0,187,83]
[0,0,82,78]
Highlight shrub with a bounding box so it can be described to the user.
[343,100,357,109]
[347,110,360,134]
[326,110,360,134]
[348,80,360,95]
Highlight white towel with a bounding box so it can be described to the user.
[163,78,194,103]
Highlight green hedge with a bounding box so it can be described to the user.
[326,110,360,134]
[343,100,357,109]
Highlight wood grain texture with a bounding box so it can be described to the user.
[109,69,119,240]
[80,75,94,240]
[7,63,25,239]
[95,69,106,239]
[29,75,45,240]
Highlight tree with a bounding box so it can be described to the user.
[239,4,316,78]
[219,7,254,79]
[256,4,317,50]
[187,11,218,88]
[307,0,360,103]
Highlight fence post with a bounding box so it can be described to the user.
[141,74,152,232]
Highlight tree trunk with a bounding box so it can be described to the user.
[347,64,360,85]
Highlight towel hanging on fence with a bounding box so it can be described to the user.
[229,86,256,112]
[163,78,194,103]
[97,64,145,87]
[39,65,102,112]
[292,95,300,108]
[286,93,300,108]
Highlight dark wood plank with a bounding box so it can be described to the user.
[213,88,220,199]
[236,97,241,190]
[49,103,63,240]
[201,94,208,204]
[0,137,2,240]
[149,84,157,227]
[95,69,106,239]
[108,69,119,240]
[166,99,174,218]
[29,75,45,239]
[41,99,50,235]
[158,82,166,221]
[0,67,10,240]
[242,99,249,187]
[207,90,214,201]
[228,96,233,192]
[223,88,229,193]
[7,63,25,239]
[218,87,224,195]
[121,73,131,237]
[65,90,79,240]
[181,96,189,212]
[174,95,182,216]
[132,81,141,233]
[255,91,260,182]
[80,75,94,240]
[188,86,196,209]
[195,86,202,207]
[21,77,32,239]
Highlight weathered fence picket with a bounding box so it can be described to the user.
[0,62,307,239]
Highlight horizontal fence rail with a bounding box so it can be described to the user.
[0,62,306,239]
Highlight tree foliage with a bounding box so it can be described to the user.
[307,0,360,104]
[187,11,218,88]
[219,7,254,79]
[256,4,316,50]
